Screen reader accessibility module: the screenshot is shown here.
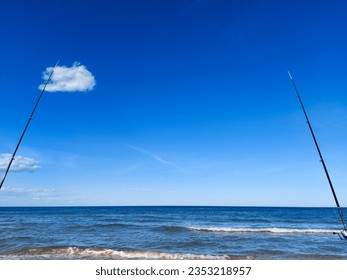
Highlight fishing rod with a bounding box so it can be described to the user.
[288,71,347,239]
[0,61,59,190]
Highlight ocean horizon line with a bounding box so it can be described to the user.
[0,205,344,209]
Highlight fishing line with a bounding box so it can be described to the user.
[288,71,347,238]
[0,61,59,190]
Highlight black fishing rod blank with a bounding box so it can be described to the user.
[0,61,59,190]
[288,71,347,239]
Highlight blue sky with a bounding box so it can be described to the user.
[1,0,347,206]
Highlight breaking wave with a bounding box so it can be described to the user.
[188,226,336,235]
[2,247,226,260]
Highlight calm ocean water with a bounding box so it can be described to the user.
[0,206,346,260]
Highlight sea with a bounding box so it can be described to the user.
[0,206,346,260]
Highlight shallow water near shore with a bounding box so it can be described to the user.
[0,206,346,260]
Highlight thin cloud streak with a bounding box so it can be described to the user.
[181,0,202,15]
[126,144,182,170]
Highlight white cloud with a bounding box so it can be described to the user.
[0,153,40,172]
[39,62,96,92]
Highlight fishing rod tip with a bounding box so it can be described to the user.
[54,60,60,67]
[287,70,293,80]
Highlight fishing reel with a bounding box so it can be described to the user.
[333,230,347,240]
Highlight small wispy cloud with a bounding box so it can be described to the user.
[127,144,182,170]
[0,153,40,172]
[129,187,153,193]
[0,186,77,205]
[1,187,55,197]
[39,62,96,92]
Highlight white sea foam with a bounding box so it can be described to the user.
[16,247,225,260]
[188,226,336,234]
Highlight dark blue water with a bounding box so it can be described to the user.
[0,206,346,259]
